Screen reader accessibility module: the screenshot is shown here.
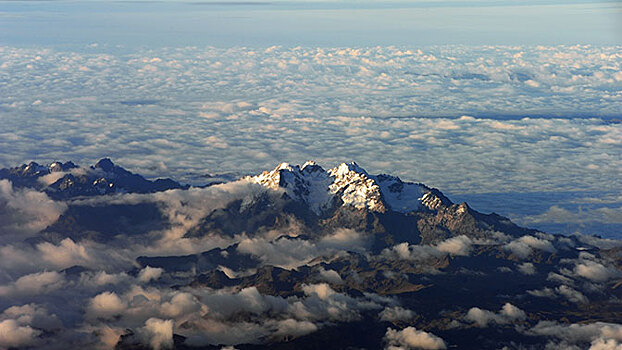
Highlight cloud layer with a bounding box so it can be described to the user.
[1,45,620,237]
[0,45,620,194]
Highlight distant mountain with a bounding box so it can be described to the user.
[0,158,186,199]
[185,162,535,250]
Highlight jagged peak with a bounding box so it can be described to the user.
[274,162,295,172]
[49,162,63,172]
[94,158,116,172]
[247,161,448,215]
[456,202,470,214]
[49,161,77,172]
[301,160,325,173]
[1,159,184,199]
[301,160,317,168]
[329,161,368,177]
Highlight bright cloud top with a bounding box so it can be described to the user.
[0,45,620,195]
[0,45,620,238]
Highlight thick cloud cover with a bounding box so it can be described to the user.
[0,45,620,194]
[0,43,620,348]
[1,45,620,237]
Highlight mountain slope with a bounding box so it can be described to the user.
[1,159,621,350]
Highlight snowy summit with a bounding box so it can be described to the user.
[247,161,451,215]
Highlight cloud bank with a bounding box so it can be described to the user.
[0,45,619,197]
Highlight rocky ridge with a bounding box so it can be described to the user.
[2,160,622,350]
[247,161,452,215]
[0,158,185,199]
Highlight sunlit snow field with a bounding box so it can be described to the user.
[0,0,620,238]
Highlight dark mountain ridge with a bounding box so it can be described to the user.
[1,159,621,349]
[0,158,186,200]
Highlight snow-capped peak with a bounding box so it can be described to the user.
[246,162,333,214]
[301,160,318,170]
[275,162,294,171]
[330,161,367,176]
[327,162,385,212]
[247,161,452,215]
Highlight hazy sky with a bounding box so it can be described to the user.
[1,0,620,50]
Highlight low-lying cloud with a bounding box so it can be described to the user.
[464,303,526,327]
[0,180,67,243]
[384,326,446,350]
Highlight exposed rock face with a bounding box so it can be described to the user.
[247,161,446,215]
[3,159,621,350]
[206,161,535,250]
[0,158,185,199]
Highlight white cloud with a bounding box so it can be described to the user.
[0,238,134,279]
[87,291,128,319]
[273,318,317,338]
[302,283,336,301]
[0,319,40,348]
[547,272,574,285]
[527,287,556,298]
[0,303,63,348]
[0,271,65,297]
[517,262,536,275]
[138,318,174,350]
[236,236,321,269]
[78,271,131,288]
[527,321,622,348]
[1,46,620,202]
[382,235,476,262]
[0,44,619,349]
[464,303,526,327]
[499,303,527,320]
[0,180,67,242]
[235,227,372,270]
[317,268,344,285]
[159,292,203,320]
[527,284,588,304]
[318,228,371,252]
[436,235,473,256]
[0,304,61,331]
[72,283,391,346]
[589,338,622,350]
[379,306,416,322]
[556,285,589,304]
[138,266,164,283]
[381,242,441,261]
[504,235,556,259]
[574,260,621,283]
[37,238,95,269]
[384,326,446,350]
[522,206,622,225]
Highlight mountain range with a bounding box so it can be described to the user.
[1,159,621,350]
